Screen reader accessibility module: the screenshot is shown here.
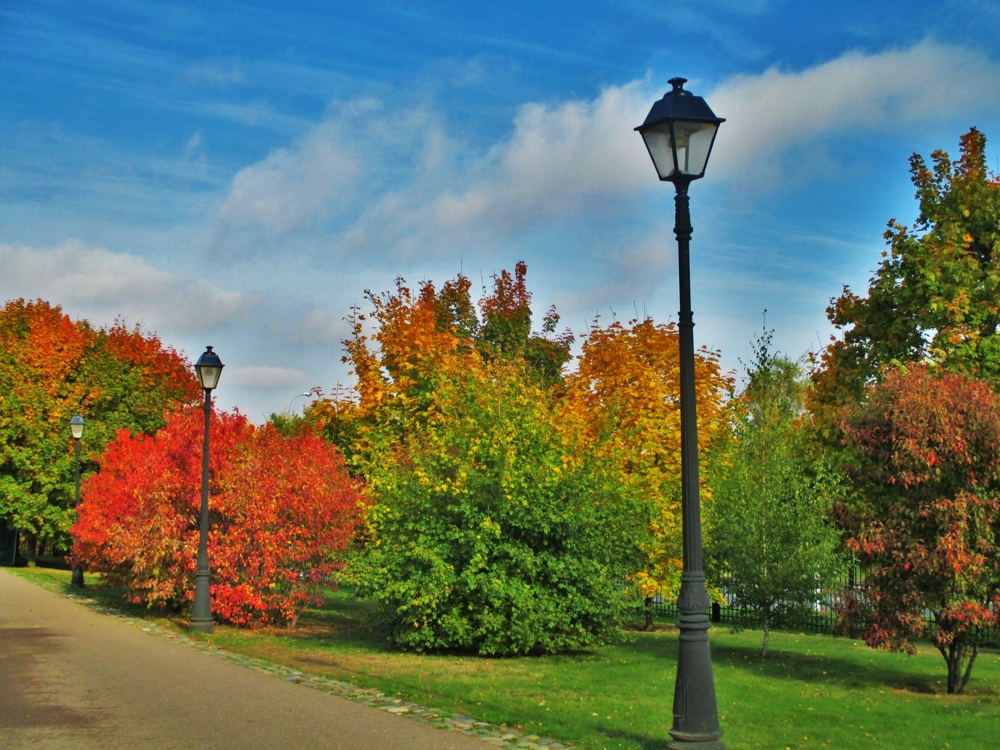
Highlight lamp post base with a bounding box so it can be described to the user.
[668,595,725,750]
[667,735,726,750]
[190,618,215,634]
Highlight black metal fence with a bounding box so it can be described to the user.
[644,568,999,645]
[646,574,850,634]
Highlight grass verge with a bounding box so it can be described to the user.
[6,565,999,750]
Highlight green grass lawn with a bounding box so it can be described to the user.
[7,565,998,750]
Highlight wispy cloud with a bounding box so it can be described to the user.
[217,121,360,237]
[707,39,1000,182]
[293,306,350,346]
[565,229,675,314]
[620,0,773,59]
[0,240,254,334]
[185,61,246,87]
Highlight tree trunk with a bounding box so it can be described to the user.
[760,618,770,658]
[942,642,978,695]
[644,597,654,631]
[25,534,37,567]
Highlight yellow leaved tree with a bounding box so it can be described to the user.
[563,317,732,627]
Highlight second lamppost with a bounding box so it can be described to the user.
[70,414,85,588]
[635,78,726,750]
[191,345,224,634]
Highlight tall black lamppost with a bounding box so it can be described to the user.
[191,346,224,634]
[70,414,85,588]
[635,77,726,750]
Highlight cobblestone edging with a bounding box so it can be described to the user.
[47,583,570,750]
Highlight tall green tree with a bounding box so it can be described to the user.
[0,299,199,560]
[811,128,1000,441]
[707,330,843,657]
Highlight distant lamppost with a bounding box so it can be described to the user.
[70,414,85,588]
[288,391,311,414]
[191,346,224,634]
[635,77,726,750]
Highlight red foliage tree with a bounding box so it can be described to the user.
[75,407,365,627]
[837,364,1000,694]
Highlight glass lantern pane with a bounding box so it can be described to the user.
[197,365,222,390]
[674,121,718,176]
[641,124,675,179]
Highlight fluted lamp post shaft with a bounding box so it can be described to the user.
[635,77,726,750]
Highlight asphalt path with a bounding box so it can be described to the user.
[0,569,489,750]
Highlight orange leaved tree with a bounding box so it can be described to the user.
[309,264,573,456]
[75,407,365,626]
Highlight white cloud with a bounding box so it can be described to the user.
[215,98,450,243]
[429,82,653,233]
[225,365,306,390]
[212,40,1000,261]
[449,39,1000,214]
[217,121,359,236]
[708,39,1000,181]
[0,240,253,334]
[183,132,203,159]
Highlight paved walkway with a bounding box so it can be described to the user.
[0,570,491,750]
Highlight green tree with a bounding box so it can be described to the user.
[811,128,1000,441]
[707,330,843,657]
[349,356,648,655]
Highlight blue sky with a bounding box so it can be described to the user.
[3,0,1000,418]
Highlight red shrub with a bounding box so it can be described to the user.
[74,406,365,626]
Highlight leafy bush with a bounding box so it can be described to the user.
[321,266,647,654]
[350,358,648,655]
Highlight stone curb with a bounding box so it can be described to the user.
[27,577,571,750]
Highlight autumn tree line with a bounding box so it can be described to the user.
[2,128,999,694]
